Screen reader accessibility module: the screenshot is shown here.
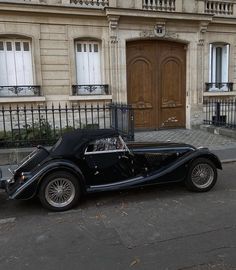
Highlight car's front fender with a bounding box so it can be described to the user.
[191,148,222,170]
[8,160,85,200]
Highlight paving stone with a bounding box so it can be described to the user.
[135,129,236,150]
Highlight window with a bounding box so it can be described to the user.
[75,40,102,89]
[0,39,33,86]
[85,137,127,154]
[6,42,12,51]
[209,43,229,91]
[15,42,21,51]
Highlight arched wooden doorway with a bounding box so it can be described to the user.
[127,40,186,129]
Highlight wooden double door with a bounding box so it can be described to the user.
[127,40,186,129]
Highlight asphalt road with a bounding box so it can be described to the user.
[0,163,236,270]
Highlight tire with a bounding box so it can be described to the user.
[39,171,81,211]
[185,158,217,192]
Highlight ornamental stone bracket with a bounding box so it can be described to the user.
[199,21,209,33]
[198,21,209,47]
[140,29,179,40]
[198,39,205,46]
[107,15,120,43]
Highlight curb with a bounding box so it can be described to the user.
[200,124,236,140]
[221,159,236,164]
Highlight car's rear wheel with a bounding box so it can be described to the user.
[39,171,81,211]
[185,158,217,192]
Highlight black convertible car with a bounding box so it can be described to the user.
[0,129,222,211]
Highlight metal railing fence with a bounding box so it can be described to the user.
[0,85,41,97]
[0,103,134,148]
[205,82,233,92]
[203,99,236,129]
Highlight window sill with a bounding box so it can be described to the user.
[0,96,46,103]
[69,95,112,101]
[203,91,236,97]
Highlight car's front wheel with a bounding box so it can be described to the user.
[185,158,217,192]
[39,171,81,211]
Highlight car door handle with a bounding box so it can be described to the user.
[118,155,129,160]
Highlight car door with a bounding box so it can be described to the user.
[84,136,133,185]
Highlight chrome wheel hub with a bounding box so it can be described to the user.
[45,178,75,208]
[191,163,214,189]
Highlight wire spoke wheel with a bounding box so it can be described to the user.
[191,163,214,189]
[185,158,218,192]
[45,178,76,208]
[39,171,80,211]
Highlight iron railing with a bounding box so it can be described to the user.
[205,82,233,92]
[110,103,134,141]
[72,84,109,95]
[0,85,41,97]
[0,103,134,148]
[203,99,236,128]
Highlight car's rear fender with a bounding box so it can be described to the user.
[9,160,85,200]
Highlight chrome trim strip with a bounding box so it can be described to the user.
[10,169,45,199]
[90,175,144,189]
[84,149,128,155]
[8,168,14,176]
[133,147,195,152]
[85,146,194,155]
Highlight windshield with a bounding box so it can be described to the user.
[16,148,39,169]
[50,137,62,153]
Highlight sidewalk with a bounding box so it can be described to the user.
[135,128,236,163]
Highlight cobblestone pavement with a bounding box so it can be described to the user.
[135,129,236,150]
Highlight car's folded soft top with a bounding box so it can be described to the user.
[50,129,119,157]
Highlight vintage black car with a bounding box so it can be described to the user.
[0,129,222,211]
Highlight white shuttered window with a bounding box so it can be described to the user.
[75,41,101,85]
[0,39,33,86]
[209,43,229,91]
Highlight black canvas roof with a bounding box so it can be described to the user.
[50,129,119,157]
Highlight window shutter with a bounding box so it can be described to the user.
[0,39,33,86]
[22,41,33,85]
[0,42,8,85]
[209,43,212,83]
[221,44,229,82]
[75,41,101,86]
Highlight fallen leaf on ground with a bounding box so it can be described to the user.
[130,257,140,267]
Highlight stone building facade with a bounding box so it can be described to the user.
[0,0,236,129]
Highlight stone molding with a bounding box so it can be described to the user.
[107,15,119,43]
[140,28,179,40]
